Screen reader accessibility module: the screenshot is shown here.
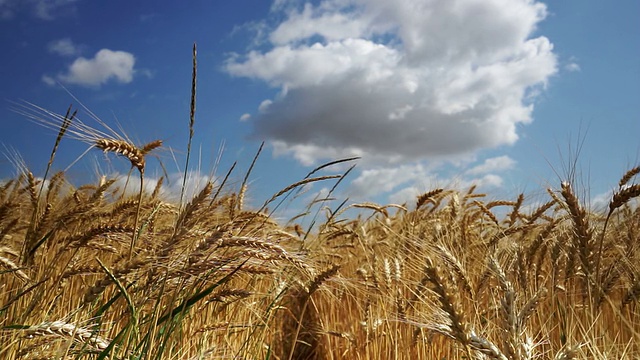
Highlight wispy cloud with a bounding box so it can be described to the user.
[565,62,581,72]
[33,0,78,20]
[563,55,581,72]
[0,0,13,19]
[0,0,79,20]
[47,38,81,56]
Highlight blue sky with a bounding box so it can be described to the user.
[1,0,638,212]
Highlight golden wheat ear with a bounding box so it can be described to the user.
[95,139,146,173]
[618,166,640,188]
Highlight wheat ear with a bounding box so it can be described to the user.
[95,139,145,172]
[560,182,593,284]
[424,260,469,345]
[24,320,110,351]
[416,188,445,209]
[618,166,640,187]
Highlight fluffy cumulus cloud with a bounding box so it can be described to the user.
[226,0,557,166]
[46,49,136,87]
[226,0,558,203]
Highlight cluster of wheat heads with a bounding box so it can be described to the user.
[0,161,352,359]
[291,176,640,360]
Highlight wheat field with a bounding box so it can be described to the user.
[1,45,639,360]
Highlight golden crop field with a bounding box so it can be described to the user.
[1,47,639,360]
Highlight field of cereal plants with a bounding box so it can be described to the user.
[1,46,639,360]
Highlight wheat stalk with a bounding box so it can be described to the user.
[265,175,341,206]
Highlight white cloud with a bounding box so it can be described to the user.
[465,155,516,175]
[258,99,273,112]
[347,154,516,202]
[388,186,422,206]
[590,189,614,213]
[270,0,293,12]
[565,62,581,72]
[346,162,452,201]
[49,49,136,87]
[138,68,154,79]
[47,38,80,56]
[41,74,56,85]
[240,113,251,122]
[109,171,214,203]
[564,56,580,72]
[226,0,557,166]
[269,3,373,45]
[466,173,504,189]
[272,140,365,167]
[349,163,427,198]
